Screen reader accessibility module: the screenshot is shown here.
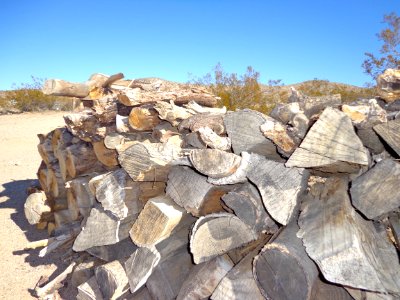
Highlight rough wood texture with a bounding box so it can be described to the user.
[260,117,297,156]
[95,260,129,300]
[388,212,400,248]
[65,142,104,178]
[166,166,232,216]
[222,182,278,234]
[24,191,52,225]
[42,79,91,97]
[129,195,186,247]
[311,280,353,300]
[350,159,400,219]
[247,154,308,225]
[374,118,400,156]
[377,68,400,102]
[197,127,231,151]
[51,128,74,160]
[345,287,396,300]
[128,105,161,131]
[77,276,104,300]
[190,149,241,178]
[253,222,319,300]
[190,213,257,264]
[179,113,225,134]
[153,101,194,126]
[298,176,400,294]
[177,254,234,300]
[67,175,97,218]
[286,107,369,173]
[223,109,280,159]
[86,238,137,262]
[92,140,119,167]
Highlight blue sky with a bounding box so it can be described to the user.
[0,1,398,90]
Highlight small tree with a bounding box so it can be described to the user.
[362,12,400,80]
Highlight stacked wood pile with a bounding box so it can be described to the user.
[25,70,400,300]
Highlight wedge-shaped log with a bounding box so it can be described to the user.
[190,213,257,264]
[128,105,161,131]
[286,107,369,173]
[177,254,233,300]
[222,182,278,234]
[260,117,297,156]
[86,238,137,262]
[247,154,308,225]
[190,149,241,178]
[197,127,231,151]
[129,195,186,247]
[350,159,400,219]
[224,109,280,159]
[51,128,74,161]
[92,140,118,167]
[211,241,265,300]
[374,119,400,156]
[146,247,194,300]
[95,260,129,300]
[298,176,400,293]
[77,276,104,300]
[73,205,137,252]
[311,280,353,300]
[65,142,104,178]
[389,212,400,248]
[67,174,97,218]
[37,132,57,166]
[166,166,232,216]
[179,113,225,134]
[253,222,319,300]
[24,191,52,225]
[125,215,196,293]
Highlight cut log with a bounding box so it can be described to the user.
[345,287,396,300]
[222,182,278,234]
[37,161,51,194]
[183,132,207,149]
[127,287,154,300]
[356,128,385,154]
[92,98,118,124]
[65,142,105,178]
[95,260,129,300]
[86,238,137,262]
[176,254,234,300]
[179,113,225,134]
[388,212,400,248]
[350,159,400,219]
[151,121,179,143]
[51,128,74,160]
[260,117,297,156]
[298,176,400,293]
[286,107,369,173]
[190,213,257,264]
[37,132,57,166]
[253,222,319,300]
[197,127,231,151]
[73,205,137,252]
[24,191,52,225]
[129,195,186,247]
[247,153,308,225]
[183,100,226,114]
[166,166,233,216]
[92,140,119,167]
[67,174,97,218]
[377,68,400,102]
[153,100,194,126]
[146,247,194,300]
[54,209,74,228]
[89,169,144,219]
[77,276,104,300]
[223,109,280,160]
[71,260,99,288]
[104,132,154,149]
[128,105,161,131]
[189,149,241,178]
[311,280,353,300]
[66,188,80,221]
[47,162,67,199]
[374,119,400,156]
[269,102,301,124]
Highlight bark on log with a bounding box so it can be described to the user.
[374,119,400,156]
[350,159,400,219]
[95,260,129,300]
[253,222,319,300]
[260,117,297,156]
[65,142,105,178]
[286,107,369,173]
[24,191,52,225]
[190,213,257,264]
[247,153,308,225]
[51,128,74,160]
[153,100,194,126]
[223,109,281,160]
[37,132,57,166]
[197,127,231,151]
[298,176,400,293]
[43,79,91,98]
[179,113,225,134]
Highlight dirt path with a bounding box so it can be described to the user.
[0,111,70,299]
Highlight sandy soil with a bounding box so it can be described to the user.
[0,111,72,299]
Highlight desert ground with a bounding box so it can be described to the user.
[0,111,73,299]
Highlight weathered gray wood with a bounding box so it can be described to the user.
[311,280,353,300]
[286,107,369,173]
[183,132,207,149]
[77,276,104,300]
[388,212,400,248]
[166,166,232,216]
[146,247,194,300]
[374,119,400,156]
[211,240,265,300]
[377,68,400,102]
[345,287,398,300]
[247,153,308,225]
[356,128,386,154]
[129,195,186,247]
[86,238,138,262]
[260,117,297,156]
[269,101,301,124]
[190,213,257,264]
[24,191,52,225]
[253,222,319,300]
[350,159,400,219]
[67,174,97,218]
[222,182,278,234]
[223,109,280,159]
[176,254,234,300]
[179,113,225,134]
[71,260,99,288]
[73,205,137,252]
[65,142,105,178]
[151,121,179,143]
[190,149,241,178]
[43,79,91,98]
[298,176,400,293]
[197,127,231,151]
[95,260,129,300]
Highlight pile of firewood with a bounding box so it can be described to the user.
[24,69,400,300]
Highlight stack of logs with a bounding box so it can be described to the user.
[25,70,400,300]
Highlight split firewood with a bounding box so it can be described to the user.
[270,102,301,124]
[92,140,119,167]
[51,128,74,160]
[128,105,161,131]
[183,132,207,149]
[247,153,308,225]
[77,276,104,300]
[388,212,400,248]
[223,109,281,160]
[24,191,52,225]
[104,132,153,149]
[374,119,400,156]
[54,209,74,228]
[127,287,154,300]
[377,68,400,102]
[176,254,234,300]
[65,142,105,178]
[92,98,118,124]
[298,176,400,294]
[190,213,258,264]
[189,149,241,178]
[95,260,129,300]
[179,113,225,134]
[260,117,297,156]
[350,159,400,219]
[345,287,397,300]
[37,132,57,166]
[151,121,179,143]
[71,259,99,288]
[47,162,67,199]
[166,166,233,216]
[66,174,97,218]
[153,100,194,126]
[86,238,137,262]
[183,100,226,114]
[253,222,319,300]
[286,107,369,173]
[311,280,353,300]
[222,182,278,234]
[129,195,186,247]
[197,127,231,151]
[39,229,80,257]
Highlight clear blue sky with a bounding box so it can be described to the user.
[0,0,399,90]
